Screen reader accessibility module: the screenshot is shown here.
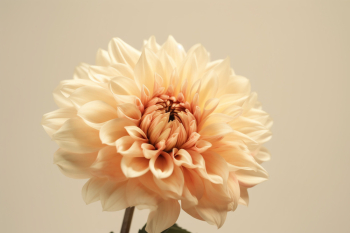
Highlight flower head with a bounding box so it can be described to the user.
[42,36,272,233]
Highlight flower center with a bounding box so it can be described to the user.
[140,95,198,151]
[155,97,187,122]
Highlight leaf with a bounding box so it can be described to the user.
[139,223,191,233]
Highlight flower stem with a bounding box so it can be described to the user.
[120,207,135,233]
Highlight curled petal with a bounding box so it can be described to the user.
[117,103,142,124]
[99,118,135,146]
[124,126,148,142]
[150,151,174,179]
[116,136,143,157]
[121,156,150,177]
[191,140,212,153]
[181,132,200,149]
[142,142,165,159]
[173,149,195,168]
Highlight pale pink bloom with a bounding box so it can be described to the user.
[42,36,272,233]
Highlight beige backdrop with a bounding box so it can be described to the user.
[1,0,349,232]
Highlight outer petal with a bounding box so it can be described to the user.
[109,76,140,104]
[90,146,126,180]
[77,100,118,130]
[146,199,180,233]
[52,117,103,153]
[73,63,93,80]
[89,66,121,83]
[238,186,249,206]
[69,85,116,109]
[235,167,269,187]
[41,107,77,138]
[53,85,74,108]
[126,179,160,210]
[100,180,129,211]
[82,177,107,204]
[95,48,111,66]
[153,165,184,199]
[108,38,141,68]
[254,146,271,163]
[134,48,164,93]
[199,150,229,185]
[199,123,233,143]
[160,35,185,68]
[54,148,98,179]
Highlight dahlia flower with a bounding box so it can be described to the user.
[42,36,272,233]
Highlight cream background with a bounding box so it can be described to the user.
[1,0,349,232]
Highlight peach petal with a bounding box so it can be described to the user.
[153,165,184,199]
[108,38,141,68]
[126,179,160,210]
[90,146,126,181]
[99,118,136,146]
[150,151,174,179]
[191,140,212,154]
[117,103,142,125]
[82,177,107,204]
[146,199,180,233]
[54,148,97,179]
[116,136,144,157]
[181,132,200,149]
[69,85,116,109]
[77,100,118,130]
[100,180,129,211]
[52,117,103,153]
[173,149,195,168]
[41,107,77,138]
[124,126,148,142]
[121,157,150,178]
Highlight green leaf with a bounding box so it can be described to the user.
[138,223,191,233]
